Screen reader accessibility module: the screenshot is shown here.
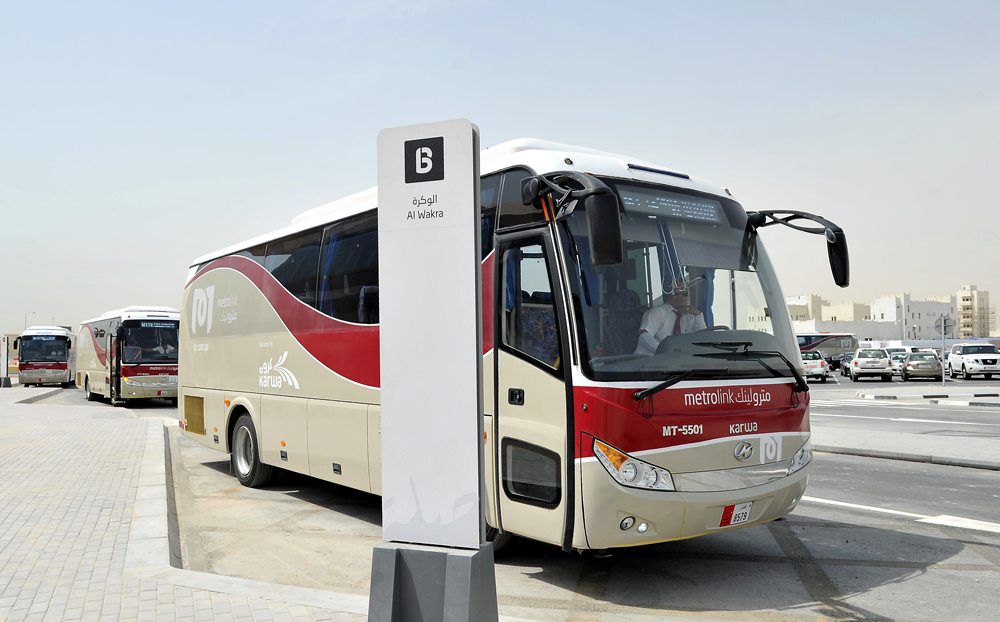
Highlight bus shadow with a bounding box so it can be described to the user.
[497,514,972,619]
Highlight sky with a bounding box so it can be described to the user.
[2,1,998,334]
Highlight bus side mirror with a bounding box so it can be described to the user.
[12,338,18,349]
[585,193,623,266]
[826,228,850,287]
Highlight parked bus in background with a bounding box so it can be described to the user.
[77,307,180,405]
[797,332,859,358]
[179,138,849,552]
[16,326,75,387]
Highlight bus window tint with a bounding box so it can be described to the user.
[481,174,501,259]
[317,211,379,323]
[265,231,322,306]
[123,321,179,364]
[497,168,541,229]
[235,243,266,266]
[501,240,561,370]
[20,337,68,363]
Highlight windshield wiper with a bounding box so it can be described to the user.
[633,368,731,401]
[693,342,808,393]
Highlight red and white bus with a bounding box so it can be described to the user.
[180,138,849,551]
[16,326,75,387]
[797,332,859,358]
[77,307,180,405]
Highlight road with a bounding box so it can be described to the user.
[26,386,1000,621]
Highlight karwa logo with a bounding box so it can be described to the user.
[404,136,445,183]
[259,352,299,389]
[191,286,215,335]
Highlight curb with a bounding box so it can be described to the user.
[856,391,1000,400]
[930,399,1000,408]
[15,388,64,404]
[813,445,1000,471]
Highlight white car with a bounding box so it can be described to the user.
[800,350,829,382]
[947,343,1000,379]
[890,352,907,375]
[850,348,892,382]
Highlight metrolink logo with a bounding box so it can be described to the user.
[683,387,772,408]
[259,352,299,389]
[191,286,215,335]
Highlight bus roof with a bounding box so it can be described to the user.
[80,306,180,326]
[189,138,733,268]
[20,326,73,338]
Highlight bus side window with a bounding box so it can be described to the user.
[264,230,322,306]
[317,210,380,324]
[501,239,561,370]
[481,174,501,260]
[497,168,541,230]
[235,243,266,267]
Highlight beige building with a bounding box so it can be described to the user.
[785,294,828,321]
[822,302,871,322]
[957,285,994,338]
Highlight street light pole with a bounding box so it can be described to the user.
[24,312,35,331]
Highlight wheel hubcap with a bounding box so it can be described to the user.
[234,425,253,477]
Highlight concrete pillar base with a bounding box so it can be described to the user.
[0,377,11,388]
[368,541,498,622]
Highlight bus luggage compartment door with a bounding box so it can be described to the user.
[494,235,569,547]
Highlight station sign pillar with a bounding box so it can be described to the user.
[371,119,498,622]
[0,336,11,388]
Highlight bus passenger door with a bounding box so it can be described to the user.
[494,234,571,548]
[106,330,120,400]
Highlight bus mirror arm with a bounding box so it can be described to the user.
[522,172,623,266]
[747,210,850,288]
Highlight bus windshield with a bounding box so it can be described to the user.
[20,336,69,363]
[122,320,179,364]
[559,179,799,382]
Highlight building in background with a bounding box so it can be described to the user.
[957,285,995,338]
[786,294,828,321]
[822,302,871,322]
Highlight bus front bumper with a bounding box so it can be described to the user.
[580,461,811,550]
[18,370,71,385]
[120,380,177,399]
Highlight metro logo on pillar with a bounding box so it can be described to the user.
[404,136,445,183]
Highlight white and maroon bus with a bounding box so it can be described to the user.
[180,138,849,552]
[16,326,75,387]
[77,307,180,405]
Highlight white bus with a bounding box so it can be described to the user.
[180,138,849,552]
[77,307,180,404]
[16,326,75,387]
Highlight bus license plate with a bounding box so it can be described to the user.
[720,501,753,527]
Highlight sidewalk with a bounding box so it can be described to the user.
[0,393,368,621]
[810,425,1000,470]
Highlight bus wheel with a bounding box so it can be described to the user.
[485,526,513,553]
[231,414,275,488]
[84,378,99,401]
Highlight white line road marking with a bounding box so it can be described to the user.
[810,413,998,426]
[801,496,1000,534]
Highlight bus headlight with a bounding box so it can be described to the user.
[786,442,812,476]
[593,439,675,491]
[122,377,142,387]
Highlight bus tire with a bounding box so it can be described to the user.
[231,414,275,488]
[85,379,98,401]
[485,526,513,553]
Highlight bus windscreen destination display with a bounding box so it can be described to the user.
[618,185,723,223]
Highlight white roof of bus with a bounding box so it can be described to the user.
[80,306,180,326]
[190,137,733,268]
[21,326,73,337]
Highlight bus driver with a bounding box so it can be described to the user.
[634,280,706,355]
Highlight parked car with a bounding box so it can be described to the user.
[947,343,1000,379]
[849,348,892,382]
[841,352,855,376]
[901,352,943,381]
[800,350,829,382]
[890,352,908,375]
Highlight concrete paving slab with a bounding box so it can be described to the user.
[809,424,1000,470]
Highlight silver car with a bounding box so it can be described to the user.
[901,352,943,381]
[850,348,892,382]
